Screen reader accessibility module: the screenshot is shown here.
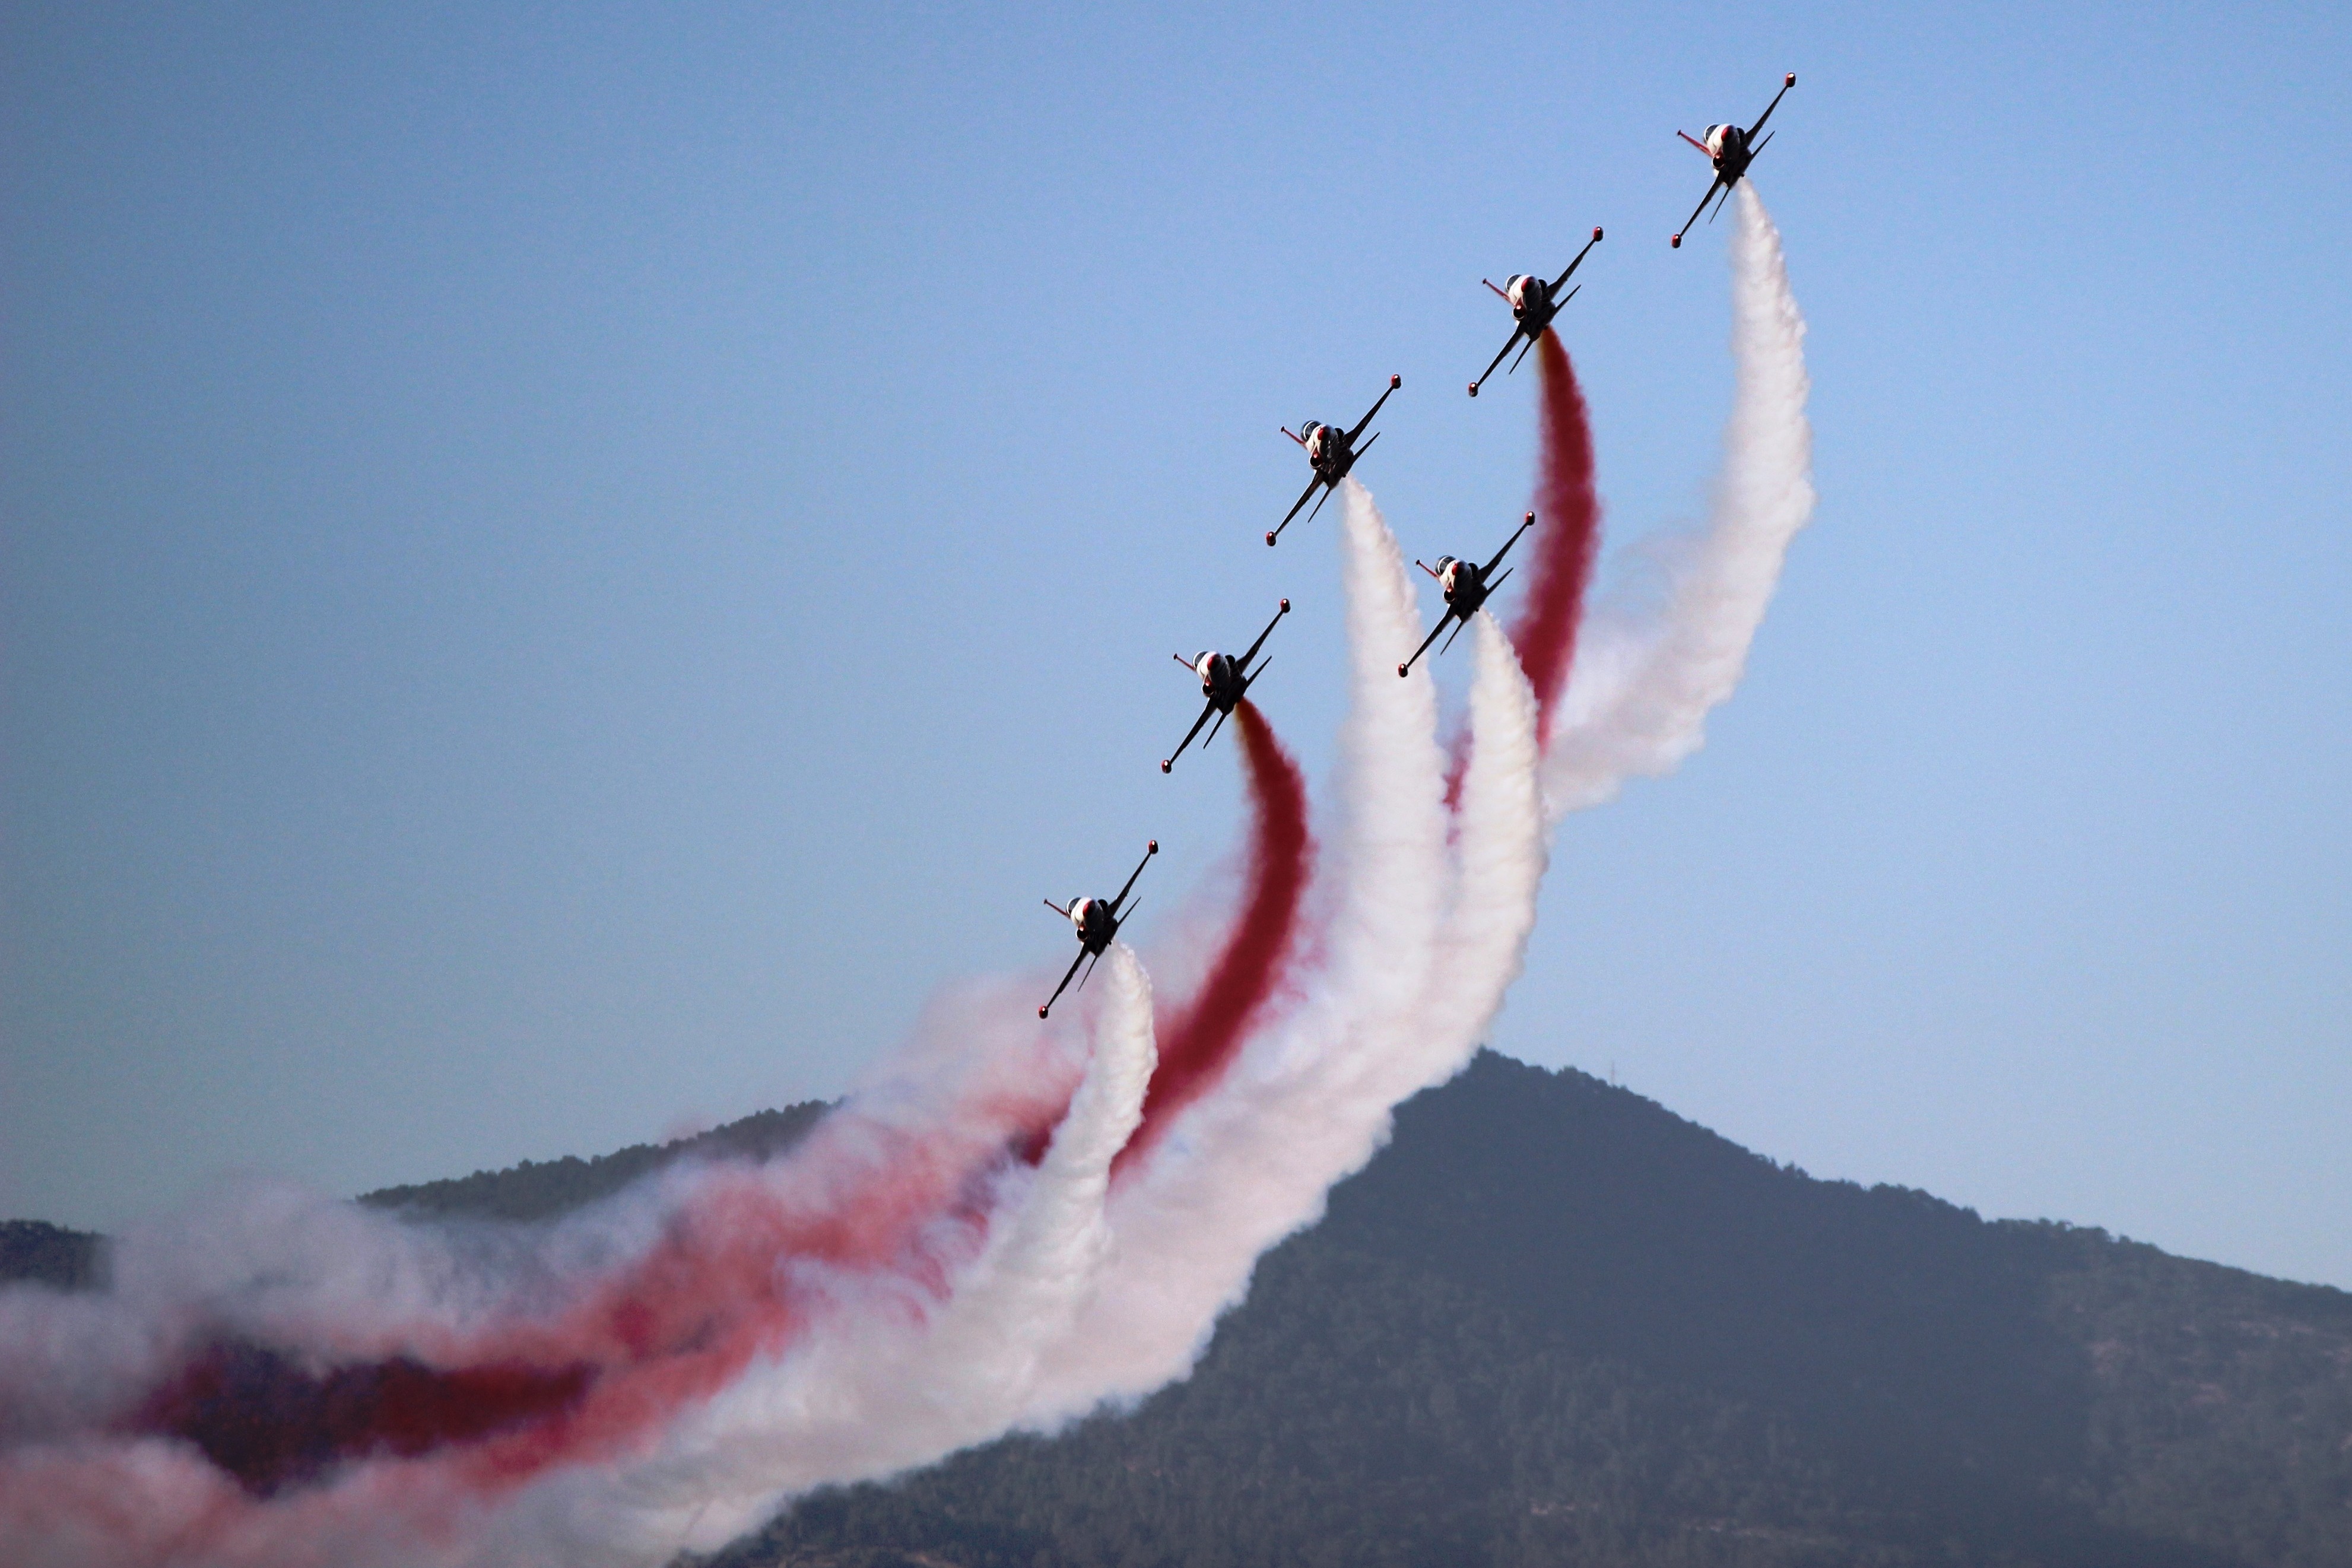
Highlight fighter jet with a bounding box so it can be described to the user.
[1468,228,1602,398]
[1039,840,1157,1018]
[1671,72,1796,249]
[1398,512,1537,678]
[1269,374,1401,547]
[1163,599,1290,775]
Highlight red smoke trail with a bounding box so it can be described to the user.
[1119,700,1312,1172]
[1507,330,1604,749]
[124,1105,1052,1500]
[131,1343,594,1499]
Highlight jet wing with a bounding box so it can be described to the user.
[1109,841,1156,916]
[1748,73,1796,140]
[1275,472,1325,537]
[1398,612,1456,679]
[1548,227,1603,296]
[1674,175,1728,246]
[1163,700,1218,773]
[1039,947,1087,1018]
[1346,375,1399,443]
[1237,601,1288,671]
[1470,328,1524,398]
[1481,512,1537,578]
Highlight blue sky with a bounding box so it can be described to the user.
[4,4,2347,1286]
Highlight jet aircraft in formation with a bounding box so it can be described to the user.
[1671,73,1796,249]
[1398,512,1536,678]
[1269,374,1401,547]
[1039,840,1157,1018]
[1163,599,1290,775]
[1032,71,1795,1009]
[1468,228,1603,398]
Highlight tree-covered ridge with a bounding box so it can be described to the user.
[0,1102,834,1297]
[5,1059,2347,1564]
[356,1100,831,1221]
[0,1219,103,1291]
[712,1052,2352,1568]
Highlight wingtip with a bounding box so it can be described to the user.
[1160,759,1171,775]
[1786,72,1796,87]
[1467,382,1478,397]
[1594,226,1604,242]
[1396,664,1409,679]
[1265,531,1278,547]
[1389,373,1401,389]
[1037,1005,1050,1020]
[1279,598,1290,613]
[1147,839,1158,855]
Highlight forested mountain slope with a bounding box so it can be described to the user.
[719,1052,2352,1568]
[6,1057,2345,1565]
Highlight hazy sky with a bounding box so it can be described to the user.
[5,4,2347,1288]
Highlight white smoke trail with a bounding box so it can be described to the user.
[1023,483,1545,1419]
[0,955,1155,1568]
[1404,611,1545,1090]
[0,172,1791,1547]
[1544,182,1815,817]
[501,945,1158,1565]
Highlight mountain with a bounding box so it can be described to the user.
[0,1220,103,1291]
[5,1056,2346,1565]
[355,1100,830,1221]
[712,1053,2352,1568]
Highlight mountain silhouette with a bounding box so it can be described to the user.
[7,1053,2345,1566]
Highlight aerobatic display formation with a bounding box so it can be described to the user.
[1,73,1815,1568]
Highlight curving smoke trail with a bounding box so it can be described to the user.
[535,944,1158,1566]
[1024,480,1544,1420]
[1544,183,1815,818]
[1507,329,1606,749]
[1123,699,1313,1172]
[1413,612,1545,1085]
[0,961,1152,1567]
[0,186,1799,1561]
